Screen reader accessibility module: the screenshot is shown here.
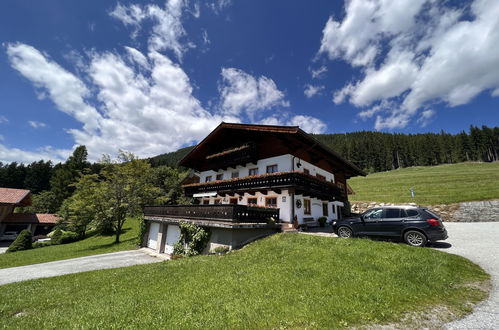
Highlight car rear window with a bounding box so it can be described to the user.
[405,209,419,217]
[423,209,441,219]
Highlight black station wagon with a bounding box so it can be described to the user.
[332,206,448,247]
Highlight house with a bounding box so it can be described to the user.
[0,187,59,237]
[143,123,365,254]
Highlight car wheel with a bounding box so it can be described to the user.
[404,230,427,247]
[337,226,353,238]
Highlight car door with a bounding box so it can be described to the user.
[355,208,384,235]
[378,208,404,236]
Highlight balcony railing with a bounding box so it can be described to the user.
[143,204,280,223]
[183,171,345,201]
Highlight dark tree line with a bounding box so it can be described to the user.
[314,125,499,173]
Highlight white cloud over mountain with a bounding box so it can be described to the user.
[320,0,499,130]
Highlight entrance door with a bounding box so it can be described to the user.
[354,208,383,235]
[147,222,160,250]
[164,225,181,254]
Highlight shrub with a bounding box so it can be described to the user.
[318,217,327,227]
[33,241,53,249]
[173,222,210,257]
[54,231,80,245]
[7,230,33,253]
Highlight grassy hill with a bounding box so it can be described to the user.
[0,234,488,328]
[348,162,499,205]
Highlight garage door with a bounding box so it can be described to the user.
[164,225,181,254]
[147,222,160,250]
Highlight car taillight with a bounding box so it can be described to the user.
[427,218,440,226]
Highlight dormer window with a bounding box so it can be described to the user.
[266,164,278,174]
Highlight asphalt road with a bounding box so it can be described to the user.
[0,250,161,285]
[436,222,499,329]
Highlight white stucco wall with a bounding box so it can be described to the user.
[198,154,293,182]
[196,153,342,225]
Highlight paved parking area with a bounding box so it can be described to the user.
[0,250,161,285]
[436,222,499,329]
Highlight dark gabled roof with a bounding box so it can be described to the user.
[179,122,366,177]
[0,188,31,206]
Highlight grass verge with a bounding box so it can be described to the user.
[348,162,499,205]
[0,218,139,269]
[0,234,489,329]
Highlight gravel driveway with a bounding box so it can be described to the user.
[436,222,499,329]
[0,250,161,285]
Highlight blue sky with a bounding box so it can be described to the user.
[0,0,498,163]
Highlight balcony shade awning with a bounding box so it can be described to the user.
[193,192,218,198]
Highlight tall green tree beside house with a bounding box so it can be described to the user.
[62,152,160,243]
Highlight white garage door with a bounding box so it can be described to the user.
[147,222,160,250]
[164,225,181,254]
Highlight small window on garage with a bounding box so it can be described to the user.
[229,198,238,204]
[205,176,212,182]
[231,171,239,178]
[203,199,210,205]
[249,168,258,176]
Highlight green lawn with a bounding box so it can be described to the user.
[0,234,489,329]
[0,218,139,269]
[349,162,499,205]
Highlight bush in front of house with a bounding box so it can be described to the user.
[6,230,33,253]
[318,216,327,227]
[45,228,81,246]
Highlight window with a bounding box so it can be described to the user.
[316,174,326,181]
[247,197,258,206]
[384,208,401,219]
[266,197,277,208]
[322,202,329,216]
[303,168,310,175]
[304,199,311,215]
[214,199,222,205]
[205,176,212,182]
[231,171,239,178]
[202,199,210,205]
[332,205,336,214]
[363,208,383,220]
[230,198,238,205]
[266,164,278,173]
[216,173,223,180]
[249,168,258,176]
[406,209,419,217]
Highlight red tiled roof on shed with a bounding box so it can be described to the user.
[2,213,60,224]
[0,188,32,206]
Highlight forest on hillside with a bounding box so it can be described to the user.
[148,125,499,173]
[1,125,498,195]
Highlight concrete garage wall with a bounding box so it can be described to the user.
[206,227,280,252]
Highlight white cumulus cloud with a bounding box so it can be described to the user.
[319,0,499,130]
[28,120,47,128]
[304,84,325,98]
[219,67,289,120]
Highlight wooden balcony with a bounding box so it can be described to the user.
[143,204,280,223]
[183,171,345,202]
